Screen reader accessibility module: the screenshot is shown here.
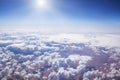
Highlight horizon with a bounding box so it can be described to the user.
[0,0,120,33]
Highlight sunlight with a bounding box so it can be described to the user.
[35,0,48,9]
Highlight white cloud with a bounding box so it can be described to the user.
[48,72,57,80]
[68,55,92,62]
[0,32,120,80]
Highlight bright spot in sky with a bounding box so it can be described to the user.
[35,0,48,9]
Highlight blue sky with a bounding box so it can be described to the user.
[0,0,120,33]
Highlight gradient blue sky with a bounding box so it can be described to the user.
[0,0,120,33]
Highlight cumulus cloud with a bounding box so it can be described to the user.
[0,32,120,80]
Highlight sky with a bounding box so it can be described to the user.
[0,0,120,33]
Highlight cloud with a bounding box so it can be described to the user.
[0,32,120,80]
[48,72,57,80]
[0,40,13,47]
[68,55,92,62]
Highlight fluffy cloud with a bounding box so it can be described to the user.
[0,32,120,80]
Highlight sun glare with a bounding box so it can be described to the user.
[36,0,48,8]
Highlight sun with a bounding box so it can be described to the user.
[32,0,52,11]
[36,0,48,8]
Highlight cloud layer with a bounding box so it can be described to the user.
[0,32,120,80]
